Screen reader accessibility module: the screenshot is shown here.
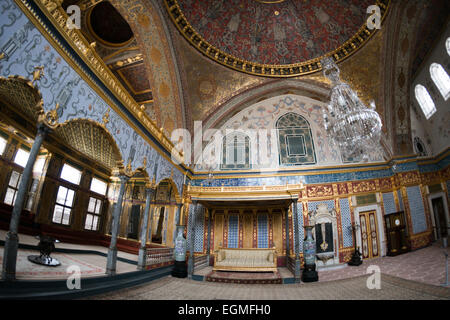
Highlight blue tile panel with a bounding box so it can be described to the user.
[292,202,304,253]
[186,204,194,251]
[339,198,354,247]
[191,151,450,186]
[228,215,239,248]
[191,169,394,187]
[382,192,397,215]
[257,214,269,248]
[307,200,335,213]
[406,186,427,234]
[186,204,205,252]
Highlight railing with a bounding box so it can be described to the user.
[145,248,174,270]
[287,256,296,276]
[187,184,303,194]
[193,254,208,270]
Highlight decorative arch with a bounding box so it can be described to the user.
[54,118,123,169]
[430,63,450,101]
[155,178,181,203]
[276,112,316,166]
[0,76,44,125]
[203,79,330,132]
[414,84,436,120]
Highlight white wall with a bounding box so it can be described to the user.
[410,22,450,156]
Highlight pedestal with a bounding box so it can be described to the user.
[348,248,363,266]
[27,255,61,267]
[302,264,319,283]
[171,260,187,278]
[302,225,319,282]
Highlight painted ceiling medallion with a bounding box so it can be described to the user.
[165,0,390,77]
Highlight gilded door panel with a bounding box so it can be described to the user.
[360,214,369,259]
[368,211,379,258]
[359,210,380,259]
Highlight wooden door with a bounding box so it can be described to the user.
[359,210,380,259]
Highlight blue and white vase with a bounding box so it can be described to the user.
[303,226,316,266]
[174,225,187,262]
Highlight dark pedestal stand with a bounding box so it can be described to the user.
[302,264,318,282]
[171,260,187,278]
[348,248,363,266]
[348,224,363,266]
[27,235,61,267]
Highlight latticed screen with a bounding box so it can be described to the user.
[228,215,239,248]
[257,214,268,248]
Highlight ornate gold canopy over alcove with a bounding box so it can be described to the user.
[55,119,122,169]
[0,76,44,124]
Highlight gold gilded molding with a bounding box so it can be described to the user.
[164,0,390,78]
[306,184,333,198]
[187,183,303,201]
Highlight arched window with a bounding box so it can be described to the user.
[415,85,436,119]
[430,63,450,100]
[276,112,316,165]
[220,133,251,170]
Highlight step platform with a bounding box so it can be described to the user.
[205,270,282,284]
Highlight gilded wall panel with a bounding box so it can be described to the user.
[213,213,224,251]
[243,213,253,249]
[272,212,283,255]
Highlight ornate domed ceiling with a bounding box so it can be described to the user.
[87,1,134,46]
[165,0,390,77]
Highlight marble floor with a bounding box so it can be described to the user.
[318,243,450,287]
[0,230,138,279]
[88,242,450,300]
[1,229,449,290]
[88,273,450,300]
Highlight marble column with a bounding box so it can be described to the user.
[206,208,212,265]
[292,199,301,280]
[137,187,155,271]
[285,206,290,259]
[106,174,129,275]
[2,124,50,281]
[187,201,197,278]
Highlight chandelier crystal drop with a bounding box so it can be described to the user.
[321,57,382,162]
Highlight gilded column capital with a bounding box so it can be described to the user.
[113,160,132,180]
[37,103,60,130]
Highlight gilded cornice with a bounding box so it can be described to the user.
[164,0,390,78]
[187,183,303,201]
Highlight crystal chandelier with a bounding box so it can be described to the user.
[321,57,382,162]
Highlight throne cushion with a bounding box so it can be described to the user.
[213,247,277,272]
